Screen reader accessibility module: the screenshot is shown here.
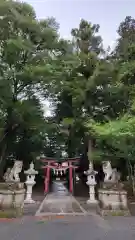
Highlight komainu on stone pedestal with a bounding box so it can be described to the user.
[1,161,25,217]
[98,161,130,216]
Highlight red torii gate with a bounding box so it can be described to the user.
[40,157,80,193]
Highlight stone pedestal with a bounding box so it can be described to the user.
[0,183,25,208]
[0,182,25,217]
[98,189,130,216]
[24,162,38,204]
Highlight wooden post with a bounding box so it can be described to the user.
[44,162,50,193]
[69,162,73,193]
[44,168,47,193]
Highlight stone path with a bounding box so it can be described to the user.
[35,192,87,216]
[23,193,44,216]
[35,181,90,216]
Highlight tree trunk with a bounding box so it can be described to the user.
[0,106,17,179]
[0,143,7,180]
[87,138,92,163]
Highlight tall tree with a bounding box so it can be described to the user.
[0,0,59,176]
[86,16,135,178]
[52,19,104,160]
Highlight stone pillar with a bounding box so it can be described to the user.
[24,162,38,204]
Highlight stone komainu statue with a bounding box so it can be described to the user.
[102,161,120,183]
[3,161,23,182]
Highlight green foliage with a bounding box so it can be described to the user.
[86,115,135,167]
[0,0,60,173]
[0,0,135,177]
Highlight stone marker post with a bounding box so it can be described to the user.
[24,162,38,204]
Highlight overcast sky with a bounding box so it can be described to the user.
[26,0,135,49]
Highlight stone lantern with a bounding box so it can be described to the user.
[24,162,38,204]
[84,162,98,204]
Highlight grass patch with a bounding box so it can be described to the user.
[0,208,23,218]
[110,211,126,216]
[0,182,24,191]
